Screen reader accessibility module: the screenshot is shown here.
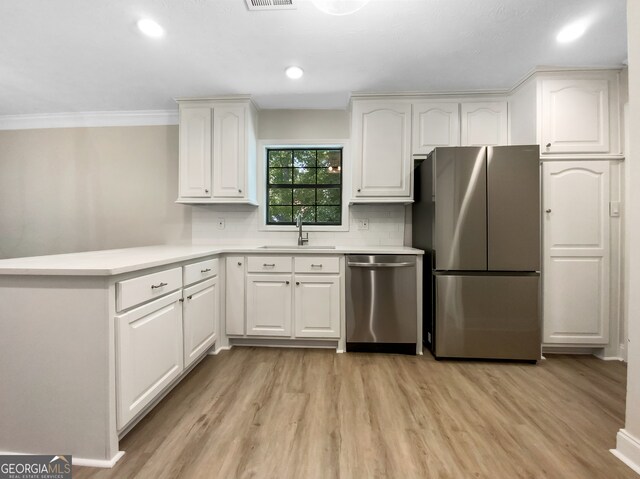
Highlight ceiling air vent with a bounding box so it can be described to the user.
[245,0,296,11]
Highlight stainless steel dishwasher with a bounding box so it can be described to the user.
[346,255,417,354]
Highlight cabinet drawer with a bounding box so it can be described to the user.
[295,257,340,274]
[183,258,219,286]
[116,267,183,312]
[247,256,292,273]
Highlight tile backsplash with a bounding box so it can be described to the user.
[191,204,407,246]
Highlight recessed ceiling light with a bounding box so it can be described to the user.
[556,19,589,43]
[310,0,371,15]
[285,66,304,80]
[137,18,165,38]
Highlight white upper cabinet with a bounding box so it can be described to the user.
[179,106,212,198]
[509,69,622,158]
[177,98,257,204]
[351,101,412,200]
[540,79,610,155]
[412,102,460,155]
[213,104,247,198]
[460,102,508,146]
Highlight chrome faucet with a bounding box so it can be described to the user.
[296,213,309,246]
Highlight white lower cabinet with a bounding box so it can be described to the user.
[225,257,246,335]
[115,291,184,429]
[294,275,340,338]
[246,273,292,336]
[238,256,343,340]
[543,160,610,345]
[183,277,218,368]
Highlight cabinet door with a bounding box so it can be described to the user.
[540,79,610,155]
[412,102,460,155]
[116,291,183,429]
[460,102,508,146]
[179,106,212,198]
[225,256,246,336]
[294,275,341,338]
[543,161,610,344]
[246,274,292,336]
[183,277,218,368]
[213,104,246,198]
[352,101,412,198]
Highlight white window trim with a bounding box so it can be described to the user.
[257,139,350,232]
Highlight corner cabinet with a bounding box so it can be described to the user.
[177,97,258,204]
[351,101,412,201]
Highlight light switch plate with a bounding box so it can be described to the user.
[610,202,621,217]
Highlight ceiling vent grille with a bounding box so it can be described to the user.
[245,0,296,10]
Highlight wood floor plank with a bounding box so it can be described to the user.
[73,349,637,479]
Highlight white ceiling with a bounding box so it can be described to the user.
[0,0,627,115]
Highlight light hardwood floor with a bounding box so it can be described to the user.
[74,348,636,479]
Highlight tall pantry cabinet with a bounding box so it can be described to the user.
[509,68,624,354]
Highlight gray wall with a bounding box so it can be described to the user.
[0,125,191,259]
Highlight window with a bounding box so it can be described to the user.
[266,148,342,225]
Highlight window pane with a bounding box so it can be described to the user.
[293,150,317,168]
[294,167,315,184]
[269,150,292,167]
[317,150,341,168]
[269,187,292,205]
[317,188,340,205]
[293,188,315,205]
[269,206,292,223]
[269,168,292,185]
[317,206,341,224]
[294,206,316,223]
[317,167,341,185]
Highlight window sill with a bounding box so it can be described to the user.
[257,223,350,233]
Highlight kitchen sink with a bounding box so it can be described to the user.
[258,245,336,249]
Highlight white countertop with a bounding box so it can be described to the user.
[0,244,424,276]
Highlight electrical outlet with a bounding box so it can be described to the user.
[358,218,369,230]
[216,217,225,230]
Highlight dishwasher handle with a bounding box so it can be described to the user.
[348,261,415,268]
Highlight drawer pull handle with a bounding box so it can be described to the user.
[151,282,168,289]
[187,295,193,300]
[311,264,323,268]
[201,268,212,273]
[263,263,276,267]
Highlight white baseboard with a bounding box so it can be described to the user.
[0,450,124,468]
[611,429,640,475]
[73,451,125,468]
[209,345,232,355]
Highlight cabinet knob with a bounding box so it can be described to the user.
[238,189,242,193]
[545,143,551,148]
[357,188,361,192]
[286,281,290,285]
[237,262,242,266]
[205,189,210,193]
[546,209,552,213]
[296,281,300,285]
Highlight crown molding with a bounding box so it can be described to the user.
[0,110,178,131]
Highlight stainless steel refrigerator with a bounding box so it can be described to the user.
[413,146,541,361]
